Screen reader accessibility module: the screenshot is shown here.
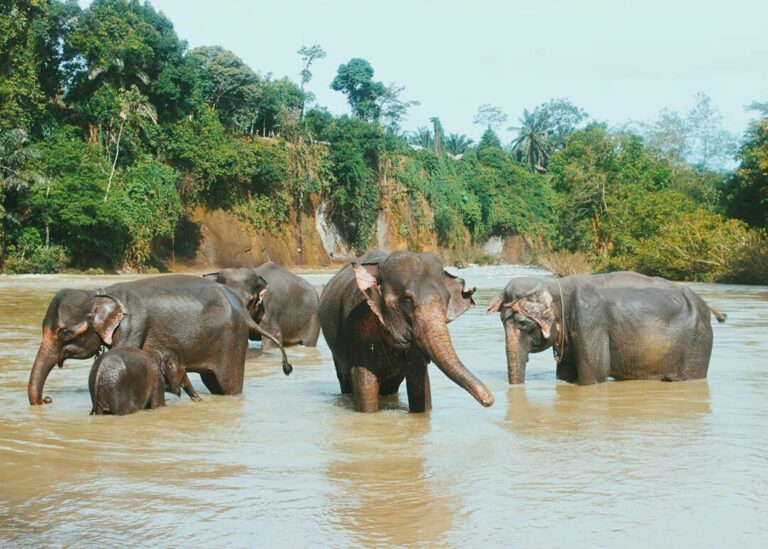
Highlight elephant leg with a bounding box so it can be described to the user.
[182,373,202,401]
[149,385,166,409]
[304,315,321,347]
[572,330,610,385]
[351,366,379,413]
[405,360,432,413]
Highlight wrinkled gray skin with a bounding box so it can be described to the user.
[29,275,291,406]
[489,271,724,385]
[204,262,320,351]
[319,250,494,413]
[89,348,201,415]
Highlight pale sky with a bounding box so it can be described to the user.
[79,0,767,142]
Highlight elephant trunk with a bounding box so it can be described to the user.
[505,326,530,384]
[28,331,60,405]
[414,301,494,407]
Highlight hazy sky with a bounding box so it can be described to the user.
[79,0,767,141]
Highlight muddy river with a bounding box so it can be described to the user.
[0,266,766,546]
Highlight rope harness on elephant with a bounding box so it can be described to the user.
[554,278,566,364]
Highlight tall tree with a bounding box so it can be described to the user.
[330,58,386,121]
[509,107,553,172]
[473,104,507,132]
[377,83,419,130]
[725,114,768,227]
[297,44,326,119]
[104,86,157,201]
[189,45,261,131]
[430,117,444,156]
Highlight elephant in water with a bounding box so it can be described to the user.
[488,271,725,385]
[319,250,494,413]
[89,348,200,415]
[28,275,291,405]
[204,262,320,350]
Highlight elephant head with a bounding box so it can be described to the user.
[155,349,184,397]
[203,269,269,323]
[353,251,494,407]
[29,289,126,405]
[488,278,560,384]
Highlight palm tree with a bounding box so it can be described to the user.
[104,86,157,202]
[509,107,553,172]
[0,128,43,191]
[444,133,474,156]
[408,127,434,150]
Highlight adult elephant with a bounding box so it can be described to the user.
[487,271,725,385]
[319,250,494,413]
[204,263,320,350]
[28,275,291,405]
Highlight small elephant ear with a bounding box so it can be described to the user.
[487,292,505,313]
[352,262,386,327]
[442,270,476,322]
[89,295,127,346]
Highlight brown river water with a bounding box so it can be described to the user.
[0,266,766,546]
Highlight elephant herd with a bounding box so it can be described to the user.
[27,251,724,415]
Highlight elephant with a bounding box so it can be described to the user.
[89,347,201,415]
[28,275,292,405]
[204,262,320,350]
[487,271,726,385]
[319,250,495,413]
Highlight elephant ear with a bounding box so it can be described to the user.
[487,292,505,313]
[246,275,269,323]
[442,270,476,322]
[89,295,127,346]
[352,261,386,328]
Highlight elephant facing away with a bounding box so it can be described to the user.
[29,275,291,405]
[204,262,320,350]
[488,272,725,385]
[319,250,495,413]
[89,347,201,415]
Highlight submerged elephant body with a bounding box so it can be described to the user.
[89,347,200,415]
[319,250,494,413]
[204,263,320,350]
[29,275,290,405]
[489,271,722,385]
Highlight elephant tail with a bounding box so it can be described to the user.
[709,306,727,323]
[245,316,293,376]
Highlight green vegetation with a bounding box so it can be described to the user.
[0,0,765,283]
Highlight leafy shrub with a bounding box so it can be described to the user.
[4,245,68,273]
[537,251,593,277]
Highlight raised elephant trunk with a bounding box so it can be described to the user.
[414,301,494,407]
[28,332,60,405]
[505,327,530,384]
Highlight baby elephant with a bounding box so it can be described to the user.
[89,348,201,415]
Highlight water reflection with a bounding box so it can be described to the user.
[506,381,712,440]
[324,412,456,546]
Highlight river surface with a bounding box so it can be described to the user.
[0,266,766,547]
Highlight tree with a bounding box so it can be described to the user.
[724,116,768,228]
[473,104,507,132]
[430,117,444,156]
[297,44,326,118]
[189,46,261,131]
[686,93,736,171]
[444,133,474,156]
[104,86,158,201]
[0,128,43,191]
[538,98,588,150]
[376,83,419,130]
[330,58,386,121]
[509,107,553,171]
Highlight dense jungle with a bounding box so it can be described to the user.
[1,0,766,282]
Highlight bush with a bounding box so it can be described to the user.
[4,245,68,273]
[537,251,593,277]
